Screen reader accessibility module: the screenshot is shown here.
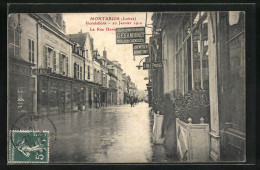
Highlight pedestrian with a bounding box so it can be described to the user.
[60,92,65,115]
[99,96,101,108]
[130,98,134,107]
[89,98,92,108]
[161,94,176,138]
[94,94,98,109]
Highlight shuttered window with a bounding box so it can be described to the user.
[8,29,20,58]
[53,51,56,72]
[28,39,34,63]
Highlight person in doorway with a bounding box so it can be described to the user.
[60,92,65,115]
[161,94,176,138]
[97,96,100,109]
[94,94,97,108]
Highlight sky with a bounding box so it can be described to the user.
[63,12,153,90]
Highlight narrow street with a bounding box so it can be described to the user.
[48,102,177,163]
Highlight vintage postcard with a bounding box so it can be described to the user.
[7,9,247,164]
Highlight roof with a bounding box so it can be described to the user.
[107,60,123,71]
[107,60,113,65]
[36,14,63,32]
[67,33,88,47]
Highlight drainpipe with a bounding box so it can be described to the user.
[36,20,39,115]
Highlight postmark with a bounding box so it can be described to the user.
[9,113,57,163]
[9,130,49,163]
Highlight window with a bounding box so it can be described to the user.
[59,54,64,74]
[86,50,88,58]
[77,64,79,79]
[80,66,82,80]
[74,63,77,78]
[73,63,81,79]
[59,53,66,74]
[8,29,20,58]
[43,46,54,69]
[82,50,85,58]
[87,66,90,79]
[73,45,76,53]
[28,39,34,63]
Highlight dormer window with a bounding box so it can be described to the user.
[82,50,85,58]
[86,49,88,58]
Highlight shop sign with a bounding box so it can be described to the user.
[43,33,68,51]
[116,27,145,44]
[32,68,52,75]
[133,43,149,55]
[151,62,163,68]
[143,62,151,70]
[143,62,163,70]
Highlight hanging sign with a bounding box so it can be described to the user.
[151,62,163,69]
[133,43,149,55]
[143,62,163,70]
[143,62,151,70]
[116,27,145,44]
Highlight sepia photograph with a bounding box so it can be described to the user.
[7,9,248,164]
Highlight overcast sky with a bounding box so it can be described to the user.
[63,12,153,91]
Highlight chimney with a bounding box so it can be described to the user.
[56,14,63,27]
[79,29,82,33]
[103,47,107,58]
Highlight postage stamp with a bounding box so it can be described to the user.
[9,130,49,163]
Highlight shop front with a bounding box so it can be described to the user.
[93,87,100,108]
[38,73,72,115]
[72,81,85,111]
[8,57,35,125]
[100,87,108,107]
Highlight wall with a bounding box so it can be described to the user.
[9,14,38,114]
[162,25,177,100]
[38,24,71,76]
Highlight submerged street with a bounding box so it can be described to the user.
[48,102,177,163]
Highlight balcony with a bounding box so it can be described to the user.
[32,68,67,78]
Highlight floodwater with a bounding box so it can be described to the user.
[43,102,176,163]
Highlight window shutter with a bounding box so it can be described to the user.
[32,40,34,64]
[43,46,47,68]
[28,39,31,62]
[59,53,62,73]
[77,64,79,79]
[53,51,56,72]
[66,57,69,76]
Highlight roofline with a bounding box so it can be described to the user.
[29,13,74,45]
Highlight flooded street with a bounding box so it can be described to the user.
[48,102,176,163]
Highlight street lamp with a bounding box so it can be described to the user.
[136,56,148,70]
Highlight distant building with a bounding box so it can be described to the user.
[107,60,123,105]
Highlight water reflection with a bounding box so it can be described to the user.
[50,102,153,163]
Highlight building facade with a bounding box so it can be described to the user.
[107,60,124,105]
[8,13,37,125]
[150,11,246,161]
[8,13,138,124]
